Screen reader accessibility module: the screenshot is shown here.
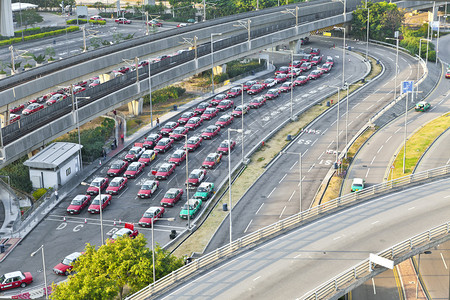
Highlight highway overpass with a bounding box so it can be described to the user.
[0,0,433,166]
[127,167,450,299]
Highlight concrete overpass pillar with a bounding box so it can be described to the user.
[289,40,297,52]
[0,0,14,37]
[127,97,143,116]
[0,111,10,127]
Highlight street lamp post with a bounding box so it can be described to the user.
[334,26,346,88]
[75,96,90,171]
[366,7,370,61]
[281,152,302,212]
[290,50,294,120]
[241,84,244,164]
[386,36,400,100]
[227,128,242,248]
[210,33,223,94]
[327,86,341,166]
[148,61,153,128]
[31,245,48,299]
[81,181,104,245]
[233,19,251,48]
[151,217,174,283]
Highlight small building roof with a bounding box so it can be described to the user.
[24,142,82,169]
[11,3,38,12]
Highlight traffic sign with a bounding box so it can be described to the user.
[401,81,414,94]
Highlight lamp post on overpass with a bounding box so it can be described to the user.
[280,151,302,213]
[210,33,222,95]
[234,19,251,49]
[227,128,242,248]
[386,34,400,101]
[282,6,299,33]
[75,96,90,171]
[333,26,346,88]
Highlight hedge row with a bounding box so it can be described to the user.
[66,19,106,25]
[0,26,79,46]
[0,156,32,193]
[143,86,186,105]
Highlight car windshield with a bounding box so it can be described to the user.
[353,183,363,188]
[198,103,207,109]
[173,128,184,134]
[327,57,333,62]
[205,109,214,114]
[252,98,261,103]
[111,163,122,169]
[172,152,182,158]
[302,54,310,59]
[218,116,228,121]
[129,149,137,155]
[216,95,225,100]
[219,101,228,106]
[143,212,155,218]
[220,142,229,148]
[182,204,194,210]
[158,166,168,172]
[282,83,290,87]
[142,184,152,190]
[0,275,5,283]
[245,81,254,86]
[189,173,199,179]
[235,107,242,111]
[264,79,274,83]
[129,165,138,171]
[163,124,173,129]
[276,74,285,79]
[71,199,83,205]
[206,127,215,132]
[230,88,240,93]
[62,258,73,266]
[188,138,197,144]
[197,187,208,192]
[279,67,289,71]
[298,76,307,80]
[313,56,320,60]
[312,71,320,75]
[112,232,124,239]
[147,135,157,141]
[188,119,197,124]
[206,156,215,162]
[110,181,120,187]
[141,153,150,158]
[165,192,176,198]
[92,198,101,205]
[91,181,101,187]
[157,140,167,146]
[181,113,191,118]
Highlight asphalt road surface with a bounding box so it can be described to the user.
[0,39,366,295]
[204,37,420,253]
[158,178,450,299]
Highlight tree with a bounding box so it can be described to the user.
[51,234,184,299]
[14,10,43,28]
[351,1,404,41]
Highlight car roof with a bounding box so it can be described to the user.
[186,199,199,205]
[188,136,200,141]
[191,169,202,175]
[207,125,217,129]
[352,178,364,185]
[116,228,132,235]
[143,180,156,185]
[93,177,104,183]
[130,162,141,167]
[74,195,86,200]
[66,252,82,260]
[199,182,211,188]
[167,121,177,125]
[160,137,171,142]
[145,206,161,214]
[161,163,172,168]
[174,149,185,154]
[111,177,124,183]
[417,101,428,105]
[143,150,155,154]
[3,271,23,278]
[167,188,180,193]
[207,153,217,158]
[130,147,141,151]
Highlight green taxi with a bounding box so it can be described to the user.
[193,182,214,201]
[179,199,202,219]
[415,101,431,112]
[351,178,365,192]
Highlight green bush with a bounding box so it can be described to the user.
[32,188,48,200]
[0,26,79,46]
[144,86,186,105]
[0,156,32,193]
[66,19,106,25]
[213,73,229,84]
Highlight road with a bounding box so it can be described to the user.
[204,38,420,253]
[158,178,450,299]
[0,39,367,295]
[347,34,450,299]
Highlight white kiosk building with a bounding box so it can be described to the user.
[24,142,82,189]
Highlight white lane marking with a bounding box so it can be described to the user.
[333,236,341,240]
[353,103,360,108]
[330,120,337,126]
[244,219,253,233]
[383,81,390,87]
[290,161,298,170]
[288,190,296,202]
[386,136,392,143]
[444,195,450,198]
[348,121,353,126]
[253,276,261,281]
[377,145,384,154]
[311,138,318,146]
[372,278,377,295]
[371,221,379,225]
[318,152,324,160]
[308,164,315,172]
[441,253,448,269]
[371,156,376,165]
[395,127,402,133]
[328,140,334,148]
[279,206,286,218]
[302,149,309,156]
[255,203,264,215]
[322,128,328,135]
[267,188,276,198]
[279,174,287,184]
[167,176,175,184]
[365,168,370,178]
[294,254,302,258]
[356,113,363,119]
[366,104,374,110]
[408,207,415,210]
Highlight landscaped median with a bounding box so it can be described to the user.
[388,112,450,179]
[170,55,382,257]
[0,26,79,46]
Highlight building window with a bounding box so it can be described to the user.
[66,167,71,176]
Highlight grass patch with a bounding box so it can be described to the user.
[389,112,450,179]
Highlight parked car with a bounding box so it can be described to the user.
[201,125,221,140]
[231,104,250,117]
[274,74,288,84]
[110,223,139,241]
[86,177,109,195]
[88,194,112,213]
[202,153,222,169]
[217,99,234,111]
[264,88,280,100]
[201,107,219,120]
[279,81,294,93]
[107,160,129,177]
[154,137,174,153]
[179,199,202,219]
[90,15,105,21]
[187,169,207,187]
[9,104,24,113]
[53,252,83,276]
[46,93,67,106]
[194,102,212,114]
[294,76,309,86]
[310,48,321,55]
[125,146,144,162]
[185,117,203,130]
[154,163,176,180]
[170,126,189,141]
[243,80,258,91]
[299,62,312,71]
[124,162,145,179]
[249,96,266,108]
[66,195,91,214]
[106,177,128,195]
[138,150,157,165]
[137,180,159,199]
[160,188,183,207]
[300,54,313,62]
[289,60,302,68]
[217,139,236,155]
[160,121,179,136]
[115,17,131,24]
[178,111,196,125]
[9,114,20,124]
[261,78,277,89]
[247,84,264,95]
[0,271,33,291]
[184,136,203,152]
[215,114,234,128]
[168,149,187,166]
[211,94,228,106]
[139,207,165,227]
[193,182,215,200]
[143,133,162,149]
[275,66,290,75]
[227,86,242,98]
[320,63,333,73]
[308,69,324,80]
[311,55,323,66]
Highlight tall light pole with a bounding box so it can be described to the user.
[418,38,430,102]
[281,152,302,212]
[148,61,153,127]
[75,96,90,171]
[31,245,48,299]
[228,128,242,248]
[366,7,370,61]
[151,217,174,283]
[334,26,346,87]
[387,35,400,100]
[233,19,251,48]
[241,84,244,164]
[81,182,104,245]
[290,50,294,120]
[344,83,349,156]
[282,6,299,33]
[210,33,222,94]
[328,86,341,166]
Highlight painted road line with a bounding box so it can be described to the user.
[371,156,376,165]
[330,120,337,126]
[408,207,415,210]
[386,136,392,143]
[244,219,253,233]
[294,253,302,258]
[267,188,276,198]
[365,168,370,178]
[311,138,318,146]
[253,276,261,281]
[279,206,286,218]
[288,190,296,202]
[279,174,287,184]
[290,161,298,170]
[327,140,334,148]
[366,104,374,110]
[318,152,324,160]
[377,145,384,154]
[356,113,363,119]
[333,236,341,240]
[395,127,402,134]
[371,221,379,225]
[255,203,264,215]
[308,164,315,173]
[372,278,377,295]
[322,128,328,135]
[302,149,309,156]
[348,121,353,126]
[441,253,448,269]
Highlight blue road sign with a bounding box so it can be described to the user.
[402,81,414,94]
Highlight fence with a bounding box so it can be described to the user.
[127,165,450,299]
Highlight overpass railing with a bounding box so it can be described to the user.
[126,164,450,299]
[302,219,450,299]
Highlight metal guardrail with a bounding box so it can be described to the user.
[127,165,450,299]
